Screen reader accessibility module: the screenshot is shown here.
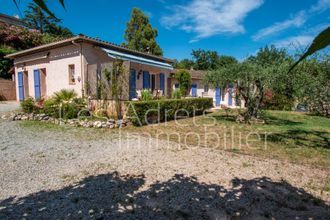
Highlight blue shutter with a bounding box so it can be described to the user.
[215,87,221,106]
[18,72,24,101]
[159,73,165,94]
[228,84,233,106]
[34,69,41,100]
[191,84,197,97]
[129,69,136,100]
[143,71,150,89]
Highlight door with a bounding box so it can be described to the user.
[143,71,150,89]
[215,87,221,106]
[18,72,24,101]
[159,73,165,94]
[191,84,197,97]
[228,84,233,106]
[129,69,136,100]
[34,69,41,100]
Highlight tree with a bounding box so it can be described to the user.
[192,49,219,70]
[294,56,330,117]
[204,60,276,122]
[218,55,237,67]
[174,69,192,96]
[123,8,163,56]
[24,3,73,37]
[173,59,195,69]
[249,46,296,110]
[13,0,65,19]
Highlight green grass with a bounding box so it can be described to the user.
[124,110,330,168]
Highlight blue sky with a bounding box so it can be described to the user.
[2,0,330,60]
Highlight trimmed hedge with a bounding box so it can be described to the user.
[126,98,213,126]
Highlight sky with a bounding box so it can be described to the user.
[2,0,330,60]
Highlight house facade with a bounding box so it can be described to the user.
[6,34,243,108]
[6,35,174,102]
[170,70,244,108]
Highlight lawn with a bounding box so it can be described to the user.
[124,110,330,168]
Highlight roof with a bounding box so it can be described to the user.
[102,48,173,70]
[5,34,173,64]
[172,69,205,79]
[0,13,25,27]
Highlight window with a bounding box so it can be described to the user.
[68,64,75,84]
[204,84,209,93]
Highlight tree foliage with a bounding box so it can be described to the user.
[174,69,192,96]
[24,3,73,37]
[191,49,219,70]
[123,8,163,56]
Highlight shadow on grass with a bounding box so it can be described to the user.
[264,115,303,126]
[264,129,330,149]
[0,172,329,219]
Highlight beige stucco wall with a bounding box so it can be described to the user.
[13,43,173,101]
[170,78,244,108]
[14,45,83,101]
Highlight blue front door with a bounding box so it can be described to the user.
[215,87,221,106]
[159,73,165,94]
[18,72,24,101]
[191,84,197,97]
[34,69,41,100]
[129,69,136,100]
[143,71,150,89]
[228,84,233,106]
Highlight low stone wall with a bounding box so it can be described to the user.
[0,78,16,101]
[1,112,131,129]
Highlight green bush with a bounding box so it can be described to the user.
[21,97,38,113]
[43,97,87,119]
[141,89,153,101]
[171,89,182,99]
[126,98,213,126]
[42,90,87,119]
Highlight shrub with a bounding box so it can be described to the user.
[126,98,213,126]
[171,89,182,99]
[141,89,153,101]
[21,97,38,113]
[174,69,191,96]
[43,97,87,119]
[43,89,87,119]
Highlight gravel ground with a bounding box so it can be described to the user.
[0,101,19,114]
[0,103,329,219]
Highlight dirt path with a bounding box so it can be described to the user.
[0,119,329,219]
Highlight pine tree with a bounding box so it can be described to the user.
[123,8,163,56]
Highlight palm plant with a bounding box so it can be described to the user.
[53,89,77,104]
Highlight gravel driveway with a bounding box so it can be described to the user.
[0,101,19,114]
[0,105,329,219]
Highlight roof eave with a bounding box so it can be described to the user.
[5,35,174,64]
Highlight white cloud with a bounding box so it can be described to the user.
[274,35,314,49]
[160,0,264,42]
[309,0,330,13]
[252,11,307,41]
[252,0,330,41]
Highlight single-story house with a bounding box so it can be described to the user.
[170,70,244,108]
[5,34,174,102]
[6,34,243,108]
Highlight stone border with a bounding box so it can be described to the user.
[1,112,131,129]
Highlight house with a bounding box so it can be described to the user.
[170,70,244,108]
[6,34,243,108]
[5,34,174,102]
[0,13,25,27]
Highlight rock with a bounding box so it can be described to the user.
[1,115,7,120]
[21,116,28,120]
